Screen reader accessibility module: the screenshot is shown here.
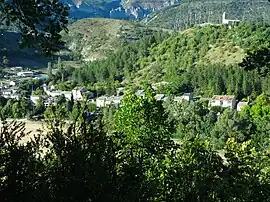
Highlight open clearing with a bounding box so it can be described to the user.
[1,119,47,144]
[2,119,45,132]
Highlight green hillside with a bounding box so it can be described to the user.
[136,23,270,82]
[61,18,158,61]
[71,23,270,98]
[147,0,270,29]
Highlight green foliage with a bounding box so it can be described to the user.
[165,100,213,140]
[240,47,270,76]
[72,23,270,98]
[211,109,254,149]
[0,0,69,55]
[160,138,225,201]
[164,96,270,151]
[224,138,270,201]
[0,56,8,68]
[0,121,45,201]
[35,96,45,116]
[240,94,270,151]
[0,98,31,119]
[1,93,270,201]
[114,90,174,155]
[0,56,8,76]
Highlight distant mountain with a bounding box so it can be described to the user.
[147,0,270,29]
[62,0,181,20]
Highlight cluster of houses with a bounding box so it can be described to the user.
[30,85,95,107]
[0,80,20,100]
[0,79,248,112]
[0,69,49,101]
[95,90,247,111]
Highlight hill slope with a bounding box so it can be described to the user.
[71,23,270,98]
[61,18,159,61]
[147,0,270,29]
[135,23,270,82]
[0,32,49,68]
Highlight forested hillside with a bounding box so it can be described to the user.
[70,23,270,99]
[61,18,160,61]
[148,0,270,29]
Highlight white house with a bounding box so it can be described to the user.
[237,102,248,111]
[9,80,18,87]
[11,66,23,71]
[30,95,50,105]
[0,88,20,100]
[107,96,123,106]
[96,96,107,108]
[96,95,123,108]
[72,87,94,101]
[174,93,193,102]
[30,95,41,105]
[17,71,34,77]
[45,90,72,100]
[1,89,12,96]
[154,94,167,101]
[9,94,20,100]
[210,95,236,109]
[44,97,57,107]
[152,81,170,90]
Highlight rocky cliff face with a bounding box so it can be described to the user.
[62,0,181,20]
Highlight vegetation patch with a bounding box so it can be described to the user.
[204,43,246,65]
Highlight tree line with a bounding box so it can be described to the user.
[1,90,270,201]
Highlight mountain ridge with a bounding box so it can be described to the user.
[62,0,181,20]
[147,0,270,29]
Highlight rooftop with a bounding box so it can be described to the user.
[182,93,192,96]
[237,101,248,106]
[154,94,166,100]
[212,95,235,101]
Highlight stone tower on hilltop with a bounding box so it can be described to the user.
[222,12,240,25]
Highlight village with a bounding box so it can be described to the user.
[0,11,246,119]
[0,67,248,116]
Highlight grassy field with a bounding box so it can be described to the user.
[0,119,46,144]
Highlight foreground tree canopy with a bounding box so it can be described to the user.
[0,0,69,55]
[1,92,270,201]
